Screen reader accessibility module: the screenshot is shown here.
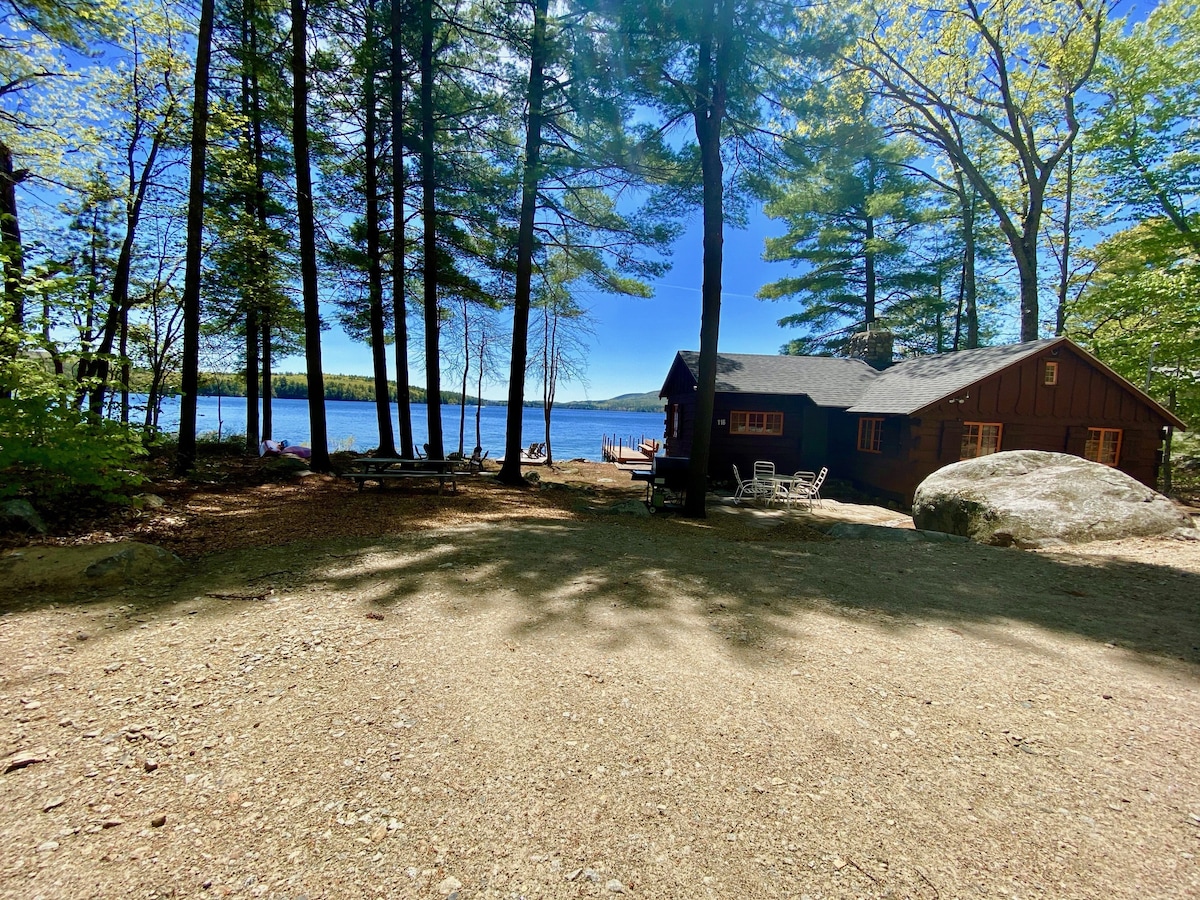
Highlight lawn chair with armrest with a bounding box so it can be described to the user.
[732,464,772,504]
[786,467,827,510]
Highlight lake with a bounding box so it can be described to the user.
[154,396,665,462]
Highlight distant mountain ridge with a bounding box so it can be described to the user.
[554,392,663,412]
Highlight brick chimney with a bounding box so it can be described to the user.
[846,329,894,370]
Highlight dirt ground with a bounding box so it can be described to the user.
[2,459,1199,899]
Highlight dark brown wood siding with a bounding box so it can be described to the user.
[709,393,826,484]
[844,344,1170,502]
[660,386,833,485]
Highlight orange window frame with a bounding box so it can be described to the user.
[1085,428,1123,466]
[858,417,883,453]
[730,410,783,436]
[960,422,1003,459]
[1044,361,1059,385]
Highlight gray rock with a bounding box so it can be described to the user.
[0,499,46,534]
[2,541,185,598]
[84,543,184,584]
[912,450,1194,548]
[826,523,968,543]
[132,493,166,510]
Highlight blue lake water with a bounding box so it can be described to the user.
[154,396,665,462]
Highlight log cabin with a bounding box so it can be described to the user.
[659,334,1186,504]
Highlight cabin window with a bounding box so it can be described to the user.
[960,422,1002,459]
[730,410,783,436]
[1085,428,1122,466]
[1044,361,1059,385]
[670,404,681,438]
[857,417,884,453]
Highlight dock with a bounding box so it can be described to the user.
[602,434,661,465]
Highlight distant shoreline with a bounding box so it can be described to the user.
[193,378,663,413]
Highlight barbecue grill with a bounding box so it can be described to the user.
[648,456,688,509]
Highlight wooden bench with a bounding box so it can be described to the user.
[345,458,460,493]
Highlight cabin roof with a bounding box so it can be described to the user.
[671,350,879,408]
[668,338,1185,428]
[846,339,1059,414]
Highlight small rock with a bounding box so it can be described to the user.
[101,818,123,829]
[437,876,462,895]
[366,612,384,621]
[36,840,59,853]
[103,662,124,674]
[833,857,847,870]
[1,499,46,533]
[42,797,65,812]
[151,814,167,828]
[369,823,387,843]
[144,758,159,772]
[607,879,626,893]
[4,748,48,773]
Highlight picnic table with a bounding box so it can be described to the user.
[345,457,461,493]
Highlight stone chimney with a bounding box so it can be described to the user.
[846,329,894,370]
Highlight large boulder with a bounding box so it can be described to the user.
[912,450,1195,548]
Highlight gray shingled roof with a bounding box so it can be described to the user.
[674,351,881,408]
[846,339,1061,414]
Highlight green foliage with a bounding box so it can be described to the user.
[759,89,940,356]
[0,327,146,514]
[1069,220,1200,429]
[1087,0,1200,248]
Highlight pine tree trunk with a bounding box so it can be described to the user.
[176,0,216,474]
[261,313,273,440]
[390,0,415,458]
[0,137,25,396]
[683,0,729,519]
[497,0,550,486]
[364,0,397,456]
[291,0,331,470]
[419,0,444,460]
[243,9,260,453]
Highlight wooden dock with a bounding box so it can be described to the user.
[602,434,661,465]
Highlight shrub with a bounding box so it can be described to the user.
[0,344,146,516]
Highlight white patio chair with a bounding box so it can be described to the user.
[751,460,779,505]
[782,471,815,509]
[732,464,770,504]
[809,467,828,507]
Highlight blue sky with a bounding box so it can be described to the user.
[288,207,798,403]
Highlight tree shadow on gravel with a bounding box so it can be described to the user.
[287,516,1200,667]
[7,476,1198,667]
